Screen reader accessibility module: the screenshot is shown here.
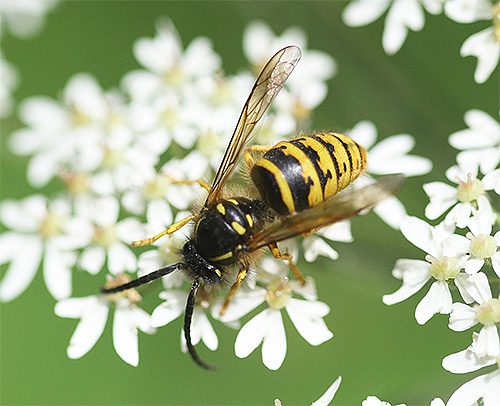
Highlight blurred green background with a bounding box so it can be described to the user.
[1,1,497,405]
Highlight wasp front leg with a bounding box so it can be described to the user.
[219,267,248,316]
[132,214,196,247]
[268,242,306,285]
[164,173,211,193]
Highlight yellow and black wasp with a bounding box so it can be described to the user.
[101,45,404,370]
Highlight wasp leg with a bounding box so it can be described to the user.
[268,242,306,285]
[219,267,248,316]
[164,173,211,193]
[131,214,196,247]
[244,145,272,169]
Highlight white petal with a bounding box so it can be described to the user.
[448,302,478,331]
[303,236,339,262]
[151,290,186,327]
[107,243,137,274]
[43,242,76,300]
[0,235,42,302]
[447,371,499,406]
[382,259,431,305]
[454,272,492,304]
[286,299,333,346]
[423,182,457,220]
[373,196,407,229]
[79,245,105,275]
[415,280,451,324]
[461,28,500,84]
[383,0,424,55]
[445,0,493,22]
[400,216,437,256]
[342,0,391,27]
[348,120,378,149]
[146,199,173,229]
[476,325,500,358]
[55,296,109,359]
[215,287,266,323]
[0,195,46,232]
[235,310,268,359]
[311,376,342,406]
[113,305,140,366]
[442,344,496,374]
[464,257,485,274]
[261,309,287,370]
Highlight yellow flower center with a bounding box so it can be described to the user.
[92,225,118,247]
[468,232,497,259]
[426,255,460,280]
[143,174,169,200]
[456,174,484,203]
[476,298,500,325]
[38,211,65,238]
[265,277,292,310]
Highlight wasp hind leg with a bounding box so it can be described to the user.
[268,242,306,285]
[131,214,196,247]
[244,145,272,169]
[219,267,248,316]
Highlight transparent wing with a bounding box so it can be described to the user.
[246,175,405,252]
[204,45,302,208]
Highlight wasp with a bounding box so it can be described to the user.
[101,45,404,370]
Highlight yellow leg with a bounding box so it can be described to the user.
[164,173,211,193]
[268,243,306,285]
[244,145,272,169]
[219,268,248,316]
[131,214,196,247]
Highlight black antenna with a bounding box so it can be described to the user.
[100,263,185,294]
[184,278,218,370]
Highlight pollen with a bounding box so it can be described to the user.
[426,255,460,280]
[476,298,500,326]
[102,148,125,169]
[468,232,497,259]
[265,277,292,310]
[104,274,141,305]
[456,174,484,203]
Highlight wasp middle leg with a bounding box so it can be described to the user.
[268,242,306,285]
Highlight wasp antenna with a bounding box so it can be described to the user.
[184,279,219,370]
[100,262,185,294]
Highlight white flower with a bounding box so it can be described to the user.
[448,110,500,175]
[444,203,500,275]
[0,0,60,38]
[122,18,221,102]
[311,376,342,406]
[8,74,109,187]
[349,121,432,229]
[243,20,336,124]
[445,0,500,84]
[383,216,465,324]
[0,195,86,301]
[55,286,156,367]
[224,277,333,370]
[443,332,500,406]
[448,272,500,358]
[342,0,443,55]
[76,197,143,275]
[423,165,491,228]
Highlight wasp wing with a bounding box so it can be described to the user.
[246,175,404,252]
[204,45,302,208]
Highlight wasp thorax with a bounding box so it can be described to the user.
[467,232,497,259]
[426,255,460,280]
[456,174,484,203]
[265,277,292,310]
[476,298,500,326]
[92,225,118,248]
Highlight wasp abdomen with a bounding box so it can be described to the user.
[250,132,367,215]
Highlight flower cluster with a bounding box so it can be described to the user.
[342,0,500,84]
[382,108,500,403]
[0,18,428,372]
